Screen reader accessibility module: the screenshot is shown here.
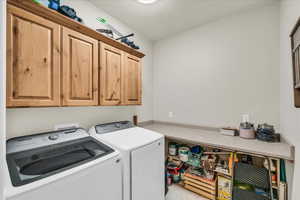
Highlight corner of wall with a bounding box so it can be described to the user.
[0,0,7,199]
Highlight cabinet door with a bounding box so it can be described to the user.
[100,43,123,105]
[293,27,300,89]
[6,5,61,107]
[62,28,98,106]
[123,54,142,105]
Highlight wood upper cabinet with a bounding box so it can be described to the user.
[6,3,144,108]
[100,43,123,105]
[123,54,142,105]
[292,27,300,89]
[291,19,300,108]
[6,5,61,107]
[62,27,99,106]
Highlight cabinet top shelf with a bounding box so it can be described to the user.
[7,0,145,58]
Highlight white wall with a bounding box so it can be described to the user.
[0,0,6,198]
[153,4,280,129]
[280,0,300,199]
[6,0,153,138]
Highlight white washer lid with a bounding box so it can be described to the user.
[93,127,163,150]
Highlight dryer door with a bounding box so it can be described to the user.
[131,139,165,200]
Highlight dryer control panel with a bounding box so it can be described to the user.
[95,121,134,134]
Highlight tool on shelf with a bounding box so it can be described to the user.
[96,29,114,38]
[58,5,82,23]
[96,17,140,50]
[48,0,60,10]
[116,33,135,41]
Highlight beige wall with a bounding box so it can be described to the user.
[6,0,154,138]
[280,0,300,199]
[153,4,280,129]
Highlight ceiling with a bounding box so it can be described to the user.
[89,0,277,41]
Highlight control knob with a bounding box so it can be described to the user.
[48,135,59,141]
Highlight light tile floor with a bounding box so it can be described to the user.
[166,185,208,200]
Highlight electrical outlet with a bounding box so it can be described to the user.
[54,123,80,131]
[168,112,174,118]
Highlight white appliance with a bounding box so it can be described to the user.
[5,128,123,200]
[89,121,165,200]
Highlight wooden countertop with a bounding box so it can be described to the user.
[141,121,294,161]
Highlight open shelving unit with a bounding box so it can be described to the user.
[165,138,285,200]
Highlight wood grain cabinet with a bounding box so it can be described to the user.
[291,17,300,107]
[123,54,142,105]
[6,5,61,107]
[6,3,144,108]
[100,43,123,105]
[292,28,300,89]
[62,28,99,106]
[100,45,142,106]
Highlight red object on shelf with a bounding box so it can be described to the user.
[167,163,183,174]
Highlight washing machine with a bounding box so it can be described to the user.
[5,128,123,200]
[89,121,165,200]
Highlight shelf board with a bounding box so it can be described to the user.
[7,0,145,58]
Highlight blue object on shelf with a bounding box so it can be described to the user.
[48,0,60,11]
[254,188,269,197]
[191,145,203,154]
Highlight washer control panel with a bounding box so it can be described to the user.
[7,128,89,154]
[95,121,134,134]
